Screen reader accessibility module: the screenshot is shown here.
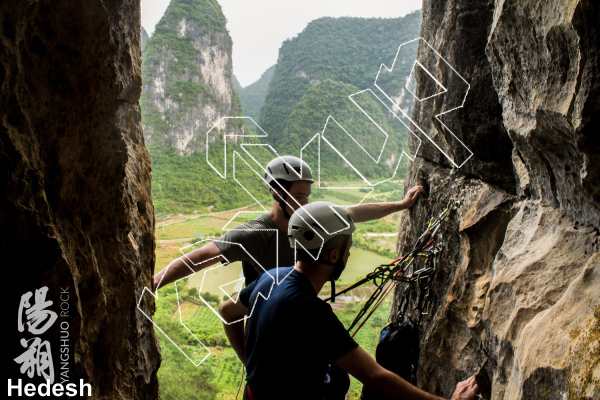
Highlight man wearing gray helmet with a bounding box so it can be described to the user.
[153,155,425,289]
[219,201,478,400]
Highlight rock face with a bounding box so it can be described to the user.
[395,0,600,399]
[1,0,160,398]
[141,0,242,153]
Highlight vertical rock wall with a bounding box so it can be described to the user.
[141,0,242,154]
[1,0,160,398]
[397,0,599,399]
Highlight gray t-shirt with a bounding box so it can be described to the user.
[214,213,295,285]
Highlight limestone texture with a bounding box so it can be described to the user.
[395,0,600,399]
[1,0,160,398]
[141,0,243,154]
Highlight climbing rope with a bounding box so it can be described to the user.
[325,200,460,337]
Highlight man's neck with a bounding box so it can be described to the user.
[269,200,289,232]
[294,261,334,295]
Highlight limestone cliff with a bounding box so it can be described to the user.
[395,1,599,399]
[141,0,242,154]
[1,0,159,398]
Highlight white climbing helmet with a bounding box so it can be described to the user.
[288,201,356,250]
[263,156,314,186]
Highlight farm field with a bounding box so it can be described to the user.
[155,209,264,241]
[154,280,394,400]
[158,247,391,298]
[154,200,406,399]
[155,208,401,289]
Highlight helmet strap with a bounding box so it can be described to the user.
[331,279,336,303]
[278,195,292,219]
[318,235,350,303]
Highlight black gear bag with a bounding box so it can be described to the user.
[361,322,420,399]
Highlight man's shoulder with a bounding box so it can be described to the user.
[281,271,331,309]
[218,214,276,241]
[228,213,277,232]
[254,267,293,291]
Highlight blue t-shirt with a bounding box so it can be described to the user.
[239,267,358,400]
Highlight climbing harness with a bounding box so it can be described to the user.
[325,200,460,337]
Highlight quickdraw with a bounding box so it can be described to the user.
[325,200,460,337]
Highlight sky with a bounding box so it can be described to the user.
[141,0,422,87]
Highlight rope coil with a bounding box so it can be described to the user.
[325,200,459,337]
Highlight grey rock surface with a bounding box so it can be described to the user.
[0,0,159,398]
[141,0,242,154]
[395,0,600,398]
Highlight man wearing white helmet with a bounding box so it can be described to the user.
[154,155,425,288]
[219,201,478,400]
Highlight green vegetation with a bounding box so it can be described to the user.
[155,206,399,262]
[354,220,398,258]
[154,200,402,398]
[338,248,393,284]
[156,240,189,270]
[154,277,392,400]
[149,143,271,214]
[156,280,228,347]
[165,81,216,112]
[154,280,220,400]
[142,0,229,82]
[280,79,410,182]
[142,0,229,96]
[336,300,393,399]
[157,336,220,400]
[234,65,276,122]
[232,75,242,93]
[141,0,259,214]
[145,23,200,77]
[201,291,221,306]
[141,26,149,51]
[140,94,169,140]
[259,13,422,148]
[162,0,227,34]
[143,6,419,213]
[145,4,419,398]
[156,217,224,240]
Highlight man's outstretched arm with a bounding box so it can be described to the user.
[153,242,224,290]
[346,186,426,223]
[219,295,248,364]
[335,346,478,400]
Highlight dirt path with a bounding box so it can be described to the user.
[157,236,218,244]
[156,238,195,244]
[155,204,258,229]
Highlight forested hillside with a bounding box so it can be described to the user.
[141,0,239,153]
[141,2,422,213]
[233,65,276,122]
[282,79,410,182]
[141,0,269,213]
[259,12,422,150]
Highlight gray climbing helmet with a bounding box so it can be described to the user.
[288,201,356,251]
[263,156,314,186]
[289,201,356,291]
